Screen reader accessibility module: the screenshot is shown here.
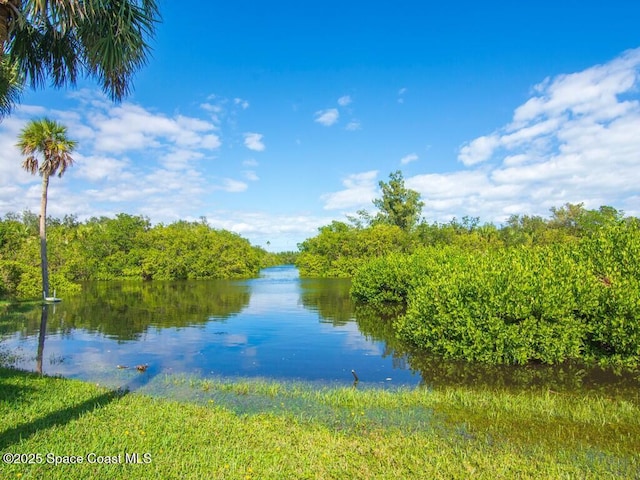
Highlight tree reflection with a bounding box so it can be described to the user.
[1,280,251,341]
[354,304,640,397]
[36,305,48,374]
[299,278,354,325]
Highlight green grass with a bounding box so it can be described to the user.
[1,367,638,479]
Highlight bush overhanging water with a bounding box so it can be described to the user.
[351,221,640,367]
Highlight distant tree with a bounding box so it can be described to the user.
[500,214,548,246]
[17,117,76,298]
[549,203,624,236]
[346,209,374,229]
[0,0,160,118]
[549,203,587,234]
[373,171,424,231]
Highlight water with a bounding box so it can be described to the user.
[0,266,416,386]
[1,265,639,397]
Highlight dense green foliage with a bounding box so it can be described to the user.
[351,219,640,367]
[300,195,630,280]
[337,189,640,367]
[297,221,411,277]
[269,250,299,265]
[0,213,275,300]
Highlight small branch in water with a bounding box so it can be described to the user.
[351,369,359,383]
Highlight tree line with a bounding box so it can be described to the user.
[0,212,291,300]
[296,171,634,278]
[297,171,640,368]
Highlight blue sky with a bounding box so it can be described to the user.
[2,1,640,251]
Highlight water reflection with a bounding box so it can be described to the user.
[354,304,640,398]
[0,266,638,398]
[2,280,251,341]
[36,305,47,374]
[299,278,353,325]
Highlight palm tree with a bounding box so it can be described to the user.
[0,0,159,118]
[0,52,22,116]
[17,117,76,299]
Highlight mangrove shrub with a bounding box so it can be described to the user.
[394,245,602,365]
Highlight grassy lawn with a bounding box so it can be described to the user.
[1,367,638,479]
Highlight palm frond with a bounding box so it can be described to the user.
[9,20,49,90]
[41,22,80,88]
[17,117,76,177]
[0,53,23,117]
[77,0,159,100]
[25,0,87,31]
[55,150,75,177]
[21,155,39,174]
[4,0,159,105]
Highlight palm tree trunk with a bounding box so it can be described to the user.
[40,171,50,299]
[0,1,20,56]
[0,2,11,55]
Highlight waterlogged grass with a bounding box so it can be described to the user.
[151,374,439,433]
[1,368,638,479]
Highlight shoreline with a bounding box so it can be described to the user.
[1,366,638,479]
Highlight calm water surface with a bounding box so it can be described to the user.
[1,266,414,386]
[1,265,639,396]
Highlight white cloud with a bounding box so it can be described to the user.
[457,134,500,166]
[0,91,252,231]
[74,154,131,181]
[244,132,265,151]
[234,97,250,109]
[400,153,419,165]
[217,178,248,193]
[243,170,259,181]
[338,95,352,106]
[242,158,258,167]
[0,115,32,187]
[499,117,562,148]
[200,102,223,114]
[423,47,640,223]
[345,120,361,131]
[200,102,224,125]
[408,171,493,200]
[157,149,206,171]
[200,134,222,149]
[85,103,221,153]
[512,49,640,125]
[205,210,334,251]
[398,87,407,103]
[201,94,250,127]
[209,211,324,236]
[314,108,339,126]
[321,171,379,210]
